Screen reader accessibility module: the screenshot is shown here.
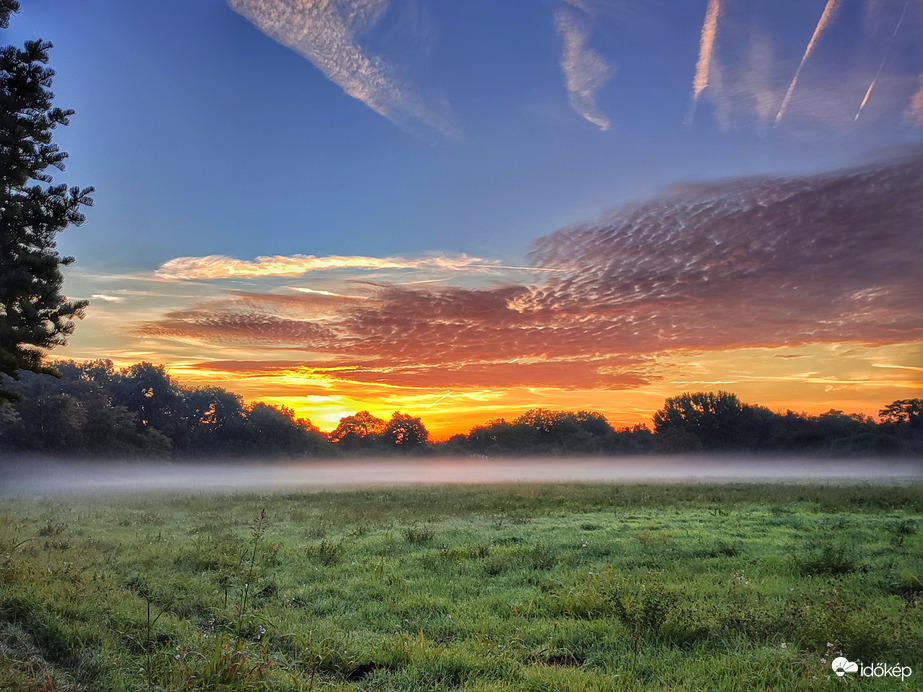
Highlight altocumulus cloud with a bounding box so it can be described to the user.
[138,151,923,391]
[527,149,922,352]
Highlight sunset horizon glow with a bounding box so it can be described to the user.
[6,0,920,440]
[54,152,923,441]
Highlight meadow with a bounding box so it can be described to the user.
[1,482,921,691]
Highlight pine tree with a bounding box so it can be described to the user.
[0,0,93,399]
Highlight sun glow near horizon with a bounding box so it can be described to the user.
[54,151,923,441]
[63,337,921,441]
[8,0,920,444]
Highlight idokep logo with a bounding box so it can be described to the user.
[831,657,858,676]
[831,656,913,681]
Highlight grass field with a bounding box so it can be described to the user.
[1,482,921,690]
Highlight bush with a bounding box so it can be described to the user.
[311,539,346,566]
[795,541,859,576]
[402,525,436,545]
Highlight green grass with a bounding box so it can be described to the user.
[1,482,921,690]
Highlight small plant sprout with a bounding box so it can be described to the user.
[235,508,267,651]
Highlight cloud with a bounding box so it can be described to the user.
[775,0,843,122]
[554,4,614,131]
[156,253,497,280]
[313,359,650,390]
[872,362,923,372]
[227,0,455,135]
[137,151,923,392]
[908,73,923,124]
[690,0,722,113]
[137,309,336,345]
[187,360,315,375]
[687,0,922,132]
[528,150,923,350]
[854,0,912,121]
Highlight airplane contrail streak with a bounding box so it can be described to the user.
[775,0,842,123]
[856,81,877,119]
[855,0,910,121]
[689,0,722,121]
[425,392,454,409]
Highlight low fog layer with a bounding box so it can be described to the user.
[1,457,920,497]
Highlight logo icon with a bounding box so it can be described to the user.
[831,657,859,677]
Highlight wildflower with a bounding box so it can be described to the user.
[780,642,787,649]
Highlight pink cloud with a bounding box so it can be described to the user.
[137,151,923,389]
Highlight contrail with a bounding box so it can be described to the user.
[688,0,722,121]
[425,392,454,409]
[855,0,910,121]
[775,0,842,123]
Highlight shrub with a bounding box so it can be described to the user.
[312,539,346,566]
[796,541,859,576]
[402,525,436,545]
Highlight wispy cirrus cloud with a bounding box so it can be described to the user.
[554,2,614,131]
[226,0,455,135]
[306,359,650,390]
[156,253,501,280]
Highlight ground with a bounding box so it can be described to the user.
[1,482,921,690]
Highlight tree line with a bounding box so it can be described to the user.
[2,12,919,462]
[0,360,919,458]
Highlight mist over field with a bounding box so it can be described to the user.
[2,456,920,497]
[3,2,923,688]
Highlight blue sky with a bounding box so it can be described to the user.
[6,0,922,434]
[11,0,921,266]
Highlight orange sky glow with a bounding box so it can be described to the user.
[56,154,923,441]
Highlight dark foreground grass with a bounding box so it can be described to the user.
[1,482,921,690]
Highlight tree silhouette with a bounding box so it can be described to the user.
[244,403,327,456]
[0,359,330,457]
[879,399,923,427]
[111,363,184,439]
[383,411,429,448]
[879,398,923,454]
[329,410,386,447]
[652,391,773,451]
[0,2,94,399]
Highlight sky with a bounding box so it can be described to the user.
[5,0,923,438]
